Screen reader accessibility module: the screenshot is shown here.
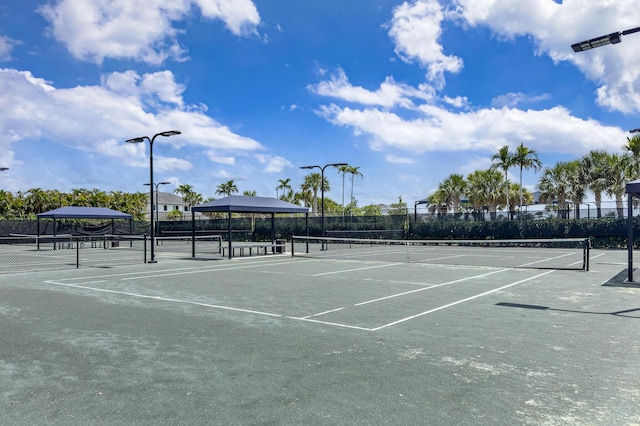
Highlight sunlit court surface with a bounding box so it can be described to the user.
[2,246,640,424]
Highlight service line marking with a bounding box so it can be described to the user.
[370,269,556,331]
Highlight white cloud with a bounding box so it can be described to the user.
[387,0,463,88]
[39,0,261,64]
[255,154,293,173]
[491,92,550,108]
[308,67,434,108]
[0,68,263,172]
[452,0,640,113]
[194,0,260,36]
[318,102,625,157]
[385,155,415,164]
[206,151,236,165]
[0,36,20,62]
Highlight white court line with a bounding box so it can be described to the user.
[50,257,313,282]
[121,258,314,280]
[312,262,399,276]
[370,270,556,331]
[517,251,577,268]
[45,280,284,318]
[300,307,345,319]
[354,268,511,307]
[43,279,372,331]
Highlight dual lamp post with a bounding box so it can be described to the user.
[126,130,181,263]
[299,163,348,249]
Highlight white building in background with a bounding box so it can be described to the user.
[146,191,191,221]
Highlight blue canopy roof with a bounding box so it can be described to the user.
[192,195,308,214]
[37,206,132,219]
[626,179,640,198]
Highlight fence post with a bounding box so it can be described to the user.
[76,237,80,268]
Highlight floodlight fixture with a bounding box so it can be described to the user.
[0,167,8,172]
[572,26,640,52]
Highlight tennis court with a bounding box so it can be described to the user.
[2,244,640,424]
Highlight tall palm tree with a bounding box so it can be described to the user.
[513,143,542,209]
[348,166,363,207]
[491,145,514,214]
[581,150,609,218]
[303,172,328,215]
[0,189,14,217]
[439,174,467,214]
[336,165,350,213]
[276,178,292,200]
[89,188,108,207]
[465,169,503,220]
[216,180,238,197]
[565,160,587,219]
[605,153,633,218]
[623,134,640,179]
[537,162,571,219]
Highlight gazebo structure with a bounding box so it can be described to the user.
[191,195,309,259]
[36,207,133,249]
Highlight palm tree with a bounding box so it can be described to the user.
[465,169,503,220]
[348,166,363,207]
[89,188,108,207]
[216,180,238,197]
[565,160,587,219]
[581,150,609,218]
[491,145,514,214]
[337,165,350,213]
[174,183,193,204]
[605,153,633,218]
[0,190,14,217]
[623,134,640,179]
[70,188,91,206]
[303,172,328,215]
[276,178,292,200]
[513,143,542,210]
[537,162,572,219]
[439,174,467,214]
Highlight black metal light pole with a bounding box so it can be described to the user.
[572,29,640,282]
[300,163,348,249]
[126,130,181,263]
[144,181,171,238]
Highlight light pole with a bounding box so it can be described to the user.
[572,29,640,282]
[126,130,181,263]
[144,181,171,238]
[300,163,348,249]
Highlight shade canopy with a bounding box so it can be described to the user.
[192,195,308,214]
[625,179,640,198]
[37,206,132,219]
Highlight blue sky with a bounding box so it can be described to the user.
[1,0,639,208]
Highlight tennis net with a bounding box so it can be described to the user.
[291,236,591,271]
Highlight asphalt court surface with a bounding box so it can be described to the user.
[3,248,640,424]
